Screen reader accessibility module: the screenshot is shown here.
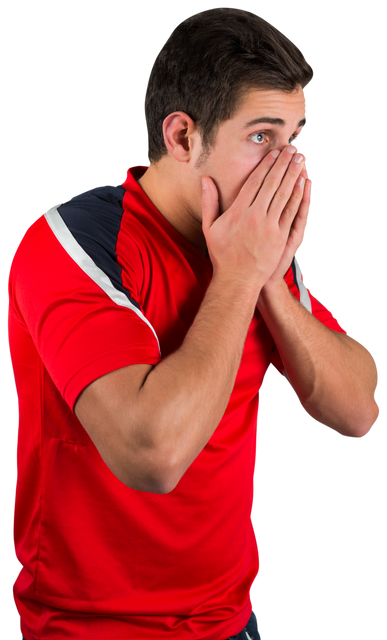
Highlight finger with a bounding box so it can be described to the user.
[297,178,311,221]
[294,144,311,180]
[279,175,305,231]
[266,151,305,220]
[302,152,311,180]
[298,178,312,223]
[201,177,220,234]
[249,145,302,216]
[294,169,314,205]
[280,181,311,260]
[287,178,311,237]
[233,149,281,209]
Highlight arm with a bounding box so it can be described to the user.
[257,279,379,436]
[137,277,260,493]
[75,275,259,494]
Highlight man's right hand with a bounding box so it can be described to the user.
[201,144,306,289]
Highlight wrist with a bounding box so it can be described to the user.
[211,270,263,303]
[257,277,289,311]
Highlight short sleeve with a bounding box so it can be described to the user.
[9,209,161,410]
[270,257,346,374]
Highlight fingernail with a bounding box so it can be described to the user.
[297,176,305,186]
[287,145,297,154]
[271,150,280,158]
[294,153,304,164]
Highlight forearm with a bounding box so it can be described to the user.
[257,279,378,436]
[135,274,260,489]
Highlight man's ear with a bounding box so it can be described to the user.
[162,112,199,162]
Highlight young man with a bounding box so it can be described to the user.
[9,8,378,640]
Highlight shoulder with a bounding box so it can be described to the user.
[55,184,127,240]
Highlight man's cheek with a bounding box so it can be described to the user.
[218,177,248,213]
[252,148,273,168]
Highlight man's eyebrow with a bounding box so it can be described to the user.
[244,117,306,128]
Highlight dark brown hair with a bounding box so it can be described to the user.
[145,8,313,163]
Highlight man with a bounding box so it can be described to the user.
[8,8,378,640]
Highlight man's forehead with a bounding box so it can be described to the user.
[236,87,306,126]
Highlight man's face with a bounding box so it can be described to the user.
[191,86,306,214]
[139,87,308,255]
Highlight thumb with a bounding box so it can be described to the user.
[201,177,219,234]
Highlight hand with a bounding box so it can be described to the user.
[201,145,307,291]
[262,164,311,291]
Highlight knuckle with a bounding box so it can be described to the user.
[245,176,262,190]
[275,189,289,202]
[263,178,278,191]
[291,190,303,201]
[288,164,301,176]
[283,205,296,220]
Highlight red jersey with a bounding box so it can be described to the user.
[8,167,345,640]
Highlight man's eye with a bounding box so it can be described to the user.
[250,132,301,146]
[250,132,266,144]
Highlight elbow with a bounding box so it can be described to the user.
[150,450,186,494]
[337,399,379,438]
[303,395,379,439]
[139,477,179,495]
[154,475,181,495]
[119,462,181,495]
[133,413,190,494]
[138,447,182,494]
[346,399,379,438]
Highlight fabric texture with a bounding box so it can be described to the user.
[21,609,261,640]
[227,610,261,639]
[9,167,345,640]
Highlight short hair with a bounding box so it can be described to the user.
[145,8,313,163]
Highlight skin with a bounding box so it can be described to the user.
[139,87,308,256]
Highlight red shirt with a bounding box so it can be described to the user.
[8,167,345,640]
